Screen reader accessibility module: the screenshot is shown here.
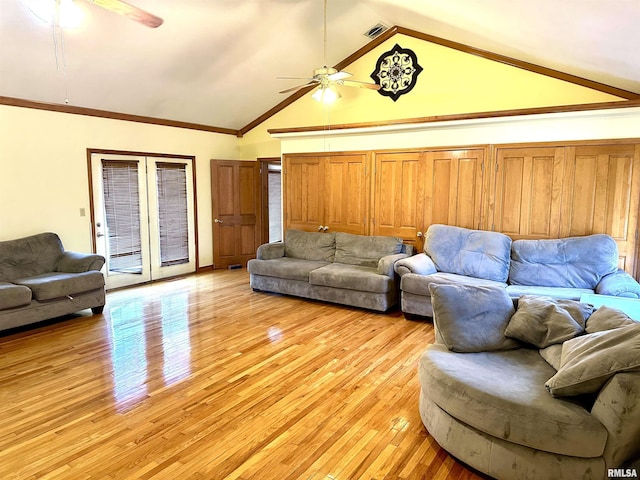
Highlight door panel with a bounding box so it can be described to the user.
[424,149,485,231]
[562,144,640,274]
[147,160,197,280]
[493,147,564,239]
[325,154,369,234]
[372,152,425,247]
[92,154,151,289]
[211,160,261,269]
[283,156,325,232]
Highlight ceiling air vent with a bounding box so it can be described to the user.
[364,22,389,39]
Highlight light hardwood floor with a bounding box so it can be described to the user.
[0,269,483,480]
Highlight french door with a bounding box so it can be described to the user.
[91,153,196,289]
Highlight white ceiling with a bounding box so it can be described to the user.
[1,0,639,132]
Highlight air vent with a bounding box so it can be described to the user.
[363,22,389,39]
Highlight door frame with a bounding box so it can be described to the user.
[259,157,282,244]
[86,148,199,280]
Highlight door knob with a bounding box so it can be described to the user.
[323,226,329,232]
[417,231,423,237]
[318,225,323,231]
[96,232,105,238]
[214,218,223,223]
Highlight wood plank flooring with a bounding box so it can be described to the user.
[0,269,483,480]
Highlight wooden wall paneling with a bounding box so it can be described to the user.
[424,149,485,231]
[492,147,564,239]
[283,155,325,232]
[561,144,640,274]
[372,151,426,248]
[325,153,370,235]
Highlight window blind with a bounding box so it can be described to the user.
[101,160,143,274]
[156,162,189,267]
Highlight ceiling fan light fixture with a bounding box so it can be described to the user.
[312,84,341,104]
[25,0,84,28]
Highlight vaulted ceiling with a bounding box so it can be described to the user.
[1,0,639,133]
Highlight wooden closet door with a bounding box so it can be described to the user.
[424,149,485,231]
[324,154,370,235]
[561,144,640,274]
[492,147,565,239]
[283,155,325,232]
[372,151,426,248]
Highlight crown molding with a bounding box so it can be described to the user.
[0,96,239,136]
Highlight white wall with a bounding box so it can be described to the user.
[0,105,239,267]
[273,106,640,154]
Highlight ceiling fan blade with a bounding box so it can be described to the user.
[88,0,163,28]
[340,79,381,90]
[277,76,315,81]
[328,70,352,81]
[279,81,319,94]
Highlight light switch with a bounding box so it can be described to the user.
[79,208,86,217]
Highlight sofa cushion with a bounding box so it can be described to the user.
[424,225,512,282]
[509,234,618,288]
[429,283,519,352]
[309,263,393,293]
[15,271,105,301]
[247,258,329,282]
[506,284,593,300]
[505,296,592,348]
[400,271,506,296]
[546,323,640,397]
[420,345,608,457]
[284,230,336,262]
[0,232,64,282]
[0,282,32,310]
[334,232,403,268]
[586,305,637,334]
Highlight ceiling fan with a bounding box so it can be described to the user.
[24,0,163,29]
[278,0,380,103]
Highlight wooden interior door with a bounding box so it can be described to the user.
[492,146,564,239]
[372,151,426,249]
[561,144,640,274]
[283,155,325,232]
[211,160,261,269]
[324,153,370,235]
[424,149,486,231]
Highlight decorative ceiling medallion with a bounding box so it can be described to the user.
[371,43,423,101]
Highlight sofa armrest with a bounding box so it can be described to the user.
[378,253,410,278]
[596,270,640,298]
[256,242,285,260]
[393,253,437,277]
[57,251,105,273]
[591,372,640,468]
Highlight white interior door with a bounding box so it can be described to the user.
[91,154,196,289]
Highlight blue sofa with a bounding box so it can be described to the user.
[394,224,640,318]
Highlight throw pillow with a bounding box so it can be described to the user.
[504,296,592,348]
[586,305,637,334]
[545,323,640,396]
[539,343,562,370]
[429,283,520,353]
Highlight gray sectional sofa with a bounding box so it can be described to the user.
[248,229,412,312]
[420,282,640,480]
[395,224,640,318]
[0,233,106,332]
